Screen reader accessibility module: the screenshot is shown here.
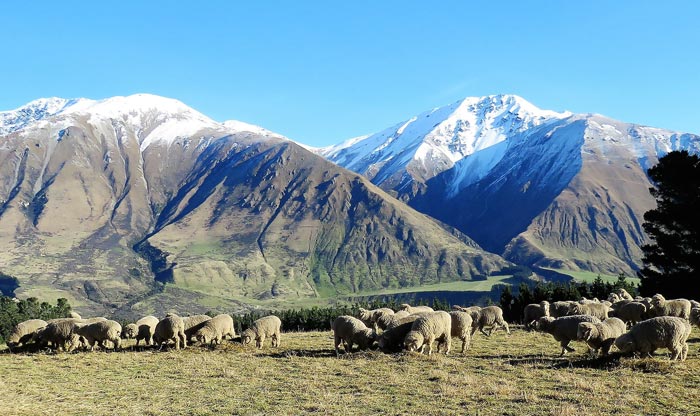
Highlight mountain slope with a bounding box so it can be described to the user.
[324,96,700,274]
[0,94,508,316]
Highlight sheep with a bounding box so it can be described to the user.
[615,288,634,301]
[449,311,473,354]
[153,314,187,350]
[376,310,411,330]
[377,314,423,352]
[649,294,692,319]
[399,304,434,315]
[69,311,82,319]
[72,320,122,351]
[403,311,452,356]
[331,315,375,355]
[609,301,647,326]
[614,316,691,361]
[608,293,621,303]
[523,301,549,329]
[242,315,282,349]
[549,301,577,318]
[194,314,236,345]
[470,306,510,337]
[577,317,626,356]
[6,319,47,349]
[690,300,700,309]
[122,315,159,346]
[358,307,395,328]
[570,302,609,320]
[182,315,212,341]
[535,315,601,356]
[32,319,81,351]
[689,308,700,328]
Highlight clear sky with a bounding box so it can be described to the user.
[1,1,698,146]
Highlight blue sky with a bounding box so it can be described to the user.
[1,1,698,146]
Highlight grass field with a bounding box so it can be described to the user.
[1,327,699,415]
[542,268,641,285]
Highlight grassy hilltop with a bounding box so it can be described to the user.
[2,328,699,415]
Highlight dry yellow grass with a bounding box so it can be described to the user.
[1,327,699,415]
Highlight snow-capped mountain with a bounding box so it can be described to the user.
[321,94,570,195]
[322,95,700,274]
[0,93,506,316]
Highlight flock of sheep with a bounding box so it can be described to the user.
[334,290,699,361]
[5,313,282,352]
[4,289,699,362]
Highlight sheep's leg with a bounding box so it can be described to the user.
[334,335,342,356]
[560,341,574,356]
[174,336,181,351]
[425,341,433,356]
[444,335,451,356]
[480,327,490,337]
[257,335,266,349]
[470,326,478,337]
[681,343,688,361]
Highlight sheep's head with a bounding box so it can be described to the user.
[614,333,636,354]
[241,329,254,346]
[357,329,377,349]
[690,309,700,327]
[651,294,665,306]
[399,304,411,312]
[196,333,209,345]
[608,293,621,303]
[357,308,372,322]
[577,322,595,341]
[403,331,424,352]
[122,324,138,339]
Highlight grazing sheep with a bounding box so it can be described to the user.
[399,304,434,315]
[242,315,282,349]
[610,302,647,326]
[535,315,601,356]
[194,314,236,345]
[122,316,159,346]
[649,294,692,319]
[470,306,510,337]
[577,317,626,356]
[688,308,700,328]
[449,311,473,354]
[183,315,213,341]
[376,310,411,330]
[523,301,550,329]
[570,302,609,320]
[550,301,577,318]
[404,311,452,356]
[72,320,122,351]
[6,319,47,349]
[377,314,423,352]
[331,315,375,355]
[615,316,691,361]
[153,314,187,350]
[358,307,395,328]
[33,319,81,351]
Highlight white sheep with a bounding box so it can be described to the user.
[194,314,236,345]
[523,301,550,329]
[33,319,81,351]
[609,301,647,325]
[69,311,82,319]
[570,302,609,320]
[614,316,691,361]
[399,303,434,315]
[615,288,634,301]
[649,294,692,319]
[577,317,626,356]
[331,315,375,355]
[470,306,510,337]
[153,314,187,350]
[358,307,395,328]
[6,319,47,349]
[183,315,213,341]
[535,315,601,356]
[376,310,410,330]
[549,301,578,318]
[690,308,700,328]
[122,315,159,346]
[72,320,122,351]
[449,311,472,354]
[242,315,282,349]
[404,311,452,356]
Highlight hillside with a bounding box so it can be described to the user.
[0,95,508,316]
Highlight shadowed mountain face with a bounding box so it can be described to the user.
[0,95,508,316]
[324,96,700,275]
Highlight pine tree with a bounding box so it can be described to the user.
[639,150,700,298]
